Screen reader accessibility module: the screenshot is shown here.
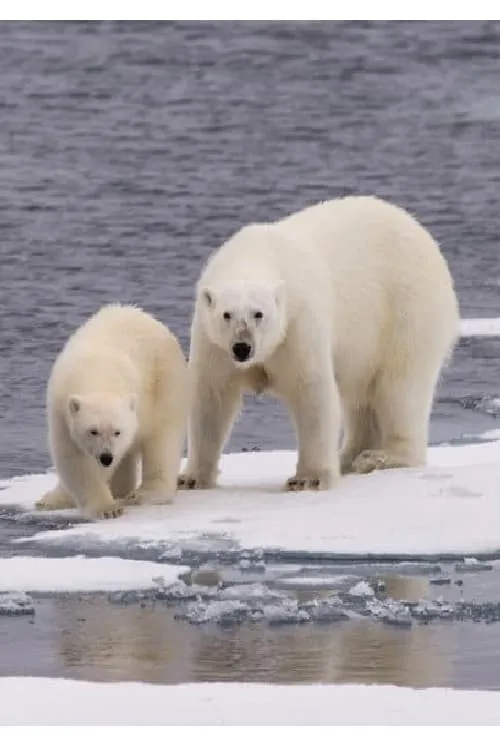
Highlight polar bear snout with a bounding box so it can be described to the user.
[232,341,252,363]
[99,452,114,467]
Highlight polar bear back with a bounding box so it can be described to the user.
[277,195,454,302]
[49,304,185,413]
[276,195,459,383]
[197,195,459,394]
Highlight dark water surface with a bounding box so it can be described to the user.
[2,21,500,693]
[3,567,500,690]
[1,21,500,476]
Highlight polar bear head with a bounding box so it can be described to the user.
[66,393,138,469]
[199,280,287,367]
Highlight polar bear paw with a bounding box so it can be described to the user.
[123,483,174,506]
[95,505,123,519]
[285,471,335,492]
[86,500,124,520]
[177,473,216,490]
[351,449,408,474]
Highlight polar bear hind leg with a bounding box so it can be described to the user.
[340,401,380,474]
[36,482,75,511]
[351,366,438,474]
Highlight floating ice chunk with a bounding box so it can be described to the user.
[107,590,151,605]
[0,592,35,616]
[179,599,250,626]
[348,580,375,598]
[304,598,350,623]
[238,552,266,573]
[154,579,218,602]
[455,600,500,623]
[367,598,412,628]
[411,599,455,622]
[262,600,310,625]
[218,583,286,604]
[455,558,493,573]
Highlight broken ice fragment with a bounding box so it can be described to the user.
[0,592,35,616]
[348,580,375,598]
[455,558,493,573]
[263,601,311,625]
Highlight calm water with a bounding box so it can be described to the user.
[3,570,500,690]
[2,21,500,693]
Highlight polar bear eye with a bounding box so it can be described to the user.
[89,428,99,437]
[253,311,263,320]
[222,311,232,321]
[113,430,121,437]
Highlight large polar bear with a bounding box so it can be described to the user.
[36,304,188,519]
[178,195,460,492]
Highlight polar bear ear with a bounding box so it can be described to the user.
[127,394,138,413]
[68,395,82,415]
[201,287,215,307]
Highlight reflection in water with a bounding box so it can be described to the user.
[333,624,450,688]
[330,576,451,688]
[193,577,449,687]
[0,577,460,688]
[55,601,195,683]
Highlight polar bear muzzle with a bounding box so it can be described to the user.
[232,341,252,363]
[99,452,114,467]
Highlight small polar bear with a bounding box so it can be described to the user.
[178,195,460,492]
[36,304,188,520]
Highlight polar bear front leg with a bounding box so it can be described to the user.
[125,425,185,506]
[351,370,431,474]
[55,452,123,520]
[282,368,342,492]
[111,452,139,504]
[178,377,242,490]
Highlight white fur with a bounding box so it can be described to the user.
[37,304,188,520]
[179,195,460,492]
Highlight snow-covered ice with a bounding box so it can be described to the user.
[1,677,500,725]
[460,317,500,337]
[0,556,188,593]
[4,440,500,559]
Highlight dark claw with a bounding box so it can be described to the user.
[177,476,197,489]
[103,507,123,519]
[287,477,321,491]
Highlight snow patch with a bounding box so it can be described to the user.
[460,318,500,337]
[4,441,500,558]
[0,556,188,593]
[2,678,500,725]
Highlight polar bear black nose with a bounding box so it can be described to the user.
[99,452,113,467]
[232,341,251,362]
